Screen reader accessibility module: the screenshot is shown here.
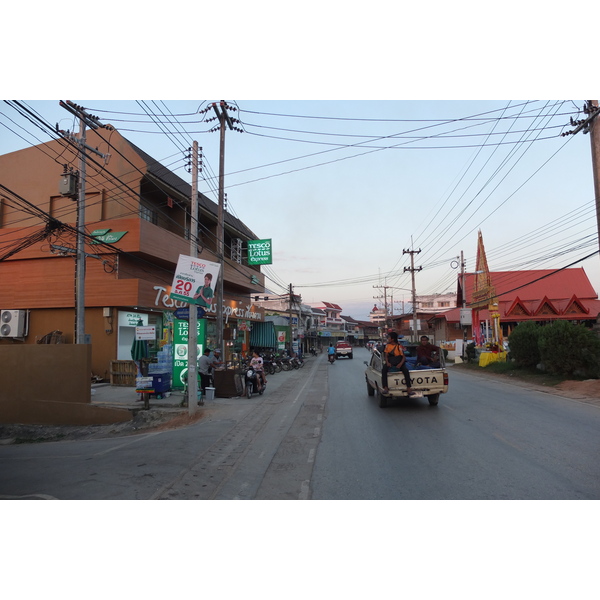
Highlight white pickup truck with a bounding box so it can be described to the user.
[364,344,449,408]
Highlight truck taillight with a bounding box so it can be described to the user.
[444,373,449,386]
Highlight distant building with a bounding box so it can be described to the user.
[416,293,456,313]
[308,301,346,342]
[369,304,387,325]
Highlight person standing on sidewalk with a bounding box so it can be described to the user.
[198,348,212,393]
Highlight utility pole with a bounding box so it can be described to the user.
[210,101,241,357]
[586,101,600,260]
[373,283,389,330]
[562,101,600,259]
[188,141,199,414]
[460,250,467,360]
[58,101,110,344]
[289,283,294,354]
[403,248,422,341]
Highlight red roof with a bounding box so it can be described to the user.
[320,301,342,311]
[438,268,600,323]
[464,268,598,304]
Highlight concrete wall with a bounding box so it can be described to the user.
[0,345,131,425]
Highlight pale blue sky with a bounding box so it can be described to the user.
[2,99,598,320]
[3,2,598,320]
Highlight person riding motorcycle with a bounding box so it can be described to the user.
[327,343,335,363]
[250,350,267,390]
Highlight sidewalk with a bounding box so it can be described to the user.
[91,382,189,413]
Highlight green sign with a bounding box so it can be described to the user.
[247,239,272,265]
[91,229,128,244]
[172,318,206,389]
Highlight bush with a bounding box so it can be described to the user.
[508,321,541,368]
[466,342,477,363]
[538,320,600,377]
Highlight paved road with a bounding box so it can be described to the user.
[2,348,599,500]
[311,348,600,499]
[0,356,327,500]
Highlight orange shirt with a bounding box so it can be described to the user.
[384,343,405,360]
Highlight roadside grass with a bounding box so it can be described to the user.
[451,360,578,388]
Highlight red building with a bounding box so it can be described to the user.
[429,268,600,343]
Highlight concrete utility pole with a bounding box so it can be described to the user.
[211,101,238,357]
[188,141,199,414]
[461,250,467,360]
[586,101,600,260]
[58,101,109,344]
[562,101,600,259]
[372,283,389,330]
[403,248,422,341]
[289,283,294,353]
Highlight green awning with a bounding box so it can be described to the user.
[250,321,277,349]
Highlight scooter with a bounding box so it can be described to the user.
[245,367,266,398]
[328,353,335,364]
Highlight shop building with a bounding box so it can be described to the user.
[0,127,266,382]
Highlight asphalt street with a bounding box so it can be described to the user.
[1,349,599,500]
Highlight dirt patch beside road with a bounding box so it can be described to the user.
[456,365,600,406]
[553,379,600,404]
[0,407,204,445]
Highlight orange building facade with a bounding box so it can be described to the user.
[0,127,266,379]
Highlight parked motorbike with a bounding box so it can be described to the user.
[245,367,266,398]
[262,356,276,375]
[279,357,293,371]
[291,356,305,369]
[310,346,317,356]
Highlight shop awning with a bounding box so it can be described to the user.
[250,321,277,348]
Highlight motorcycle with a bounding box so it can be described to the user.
[262,356,276,375]
[328,353,335,364]
[245,366,266,398]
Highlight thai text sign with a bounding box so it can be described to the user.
[173,318,206,389]
[247,239,272,265]
[170,255,221,306]
[135,326,156,340]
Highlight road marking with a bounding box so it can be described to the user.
[234,482,250,500]
[298,480,310,499]
[307,449,315,463]
[313,426,321,438]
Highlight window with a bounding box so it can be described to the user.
[140,204,157,224]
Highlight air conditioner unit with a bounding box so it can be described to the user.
[0,310,26,338]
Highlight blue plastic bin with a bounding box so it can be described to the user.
[151,373,171,394]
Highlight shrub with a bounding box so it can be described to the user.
[466,342,477,363]
[538,320,600,377]
[508,321,541,368]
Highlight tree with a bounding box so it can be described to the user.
[538,320,600,377]
[508,321,541,368]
